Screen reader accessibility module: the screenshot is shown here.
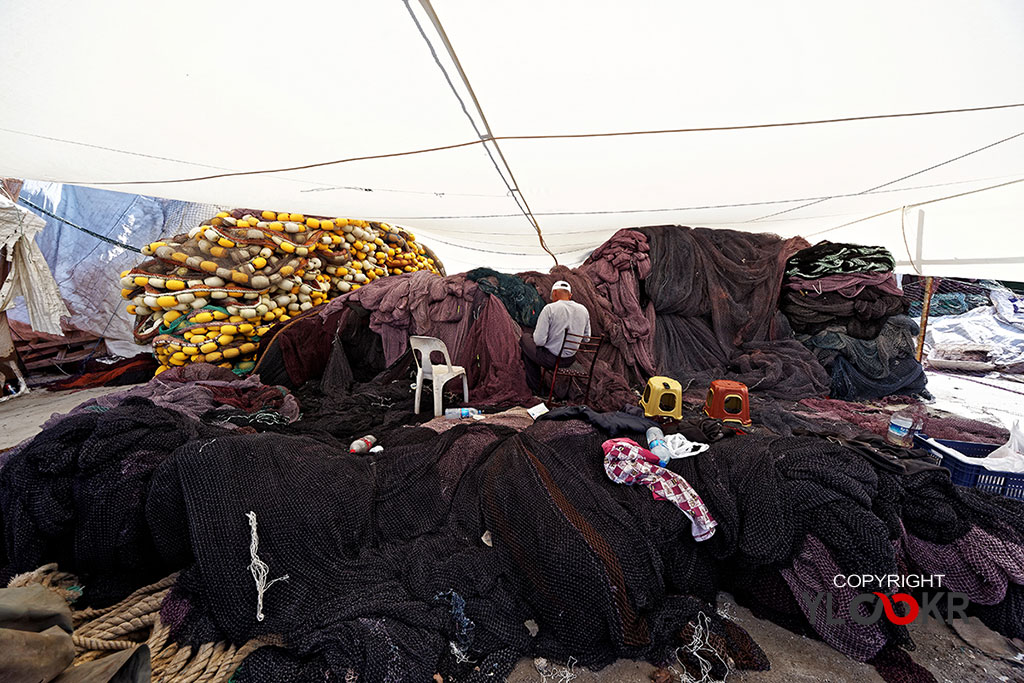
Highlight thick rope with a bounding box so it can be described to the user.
[7,563,83,604]
[13,566,273,683]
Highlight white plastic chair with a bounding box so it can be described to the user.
[409,335,469,417]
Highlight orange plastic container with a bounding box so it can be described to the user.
[703,380,751,426]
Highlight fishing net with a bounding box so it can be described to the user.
[830,355,927,401]
[779,288,909,339]
[635,226,830,400]
[4,378,1024,682]
[784,241,896,279]
[582,229,657,382]
[799,316,920,381]
[0,398,230,604]
[783,272,904,298]
[786,396,1010,444]
[466,268,546,329]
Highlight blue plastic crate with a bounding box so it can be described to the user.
[913,434,1024,500]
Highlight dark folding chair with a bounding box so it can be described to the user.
[544,330,604,406]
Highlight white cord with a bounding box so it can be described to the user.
[674,612,730,683]
[246,511,289,622]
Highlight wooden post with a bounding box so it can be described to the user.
[915,276,937,362]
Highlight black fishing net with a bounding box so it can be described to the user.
[637,226,830,400]
[779,288,909,339]
[830,355,928,401]
[0,398,229,605]
[785,241,896,278]
[799,316,919,380]
[466,268,546,329]
[136,417,775,681]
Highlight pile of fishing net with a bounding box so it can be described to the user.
[256,225,836,412]
[4,373,1024,683]
[118,209,443,375]
[635,226,829,399]
[780,242,926,400]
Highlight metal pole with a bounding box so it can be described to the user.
[915,276,937,362]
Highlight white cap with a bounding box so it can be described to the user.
[551,280,572,294]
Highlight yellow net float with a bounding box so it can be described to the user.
[123,209,443,375]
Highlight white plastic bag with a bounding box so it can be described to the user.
[981,421,1024,473]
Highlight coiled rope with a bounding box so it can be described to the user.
[8,564,274,682]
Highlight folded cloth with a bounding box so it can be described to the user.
[601,437,717,541]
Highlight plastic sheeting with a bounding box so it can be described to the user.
[12,182,218,356]
[1,1,1023,277]
[925,305,1024,370]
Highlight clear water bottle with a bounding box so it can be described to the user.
[349,435,377,453]
[445,408,481,420]
[646,427,672,466]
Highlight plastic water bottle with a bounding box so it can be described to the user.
[349,435,377,453]
[445,408,480,419]
[646,427,673,466]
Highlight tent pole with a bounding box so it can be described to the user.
[915,276,937,362]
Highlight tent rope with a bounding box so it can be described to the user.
[401,0,559,265]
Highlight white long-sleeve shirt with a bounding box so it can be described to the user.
[533,299,591,356]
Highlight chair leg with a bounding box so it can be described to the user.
[433,381,444,418]
[414,379,422,415]
[461,375,469,403]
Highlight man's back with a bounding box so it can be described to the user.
[533,299,591,357]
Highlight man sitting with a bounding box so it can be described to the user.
[520,280,592,393]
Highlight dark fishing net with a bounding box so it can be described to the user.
[830,355,928,401]
[799,316,920,380]
[0,398,229,605]
[785,241,896,279]
[134,418,771,681]
[582,229,657,383]
[636,226,829,400]
[779,287,909,339]
[466,268,546,329]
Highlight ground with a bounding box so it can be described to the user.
[506,594,1024,683]
[3,379,1024,681]
[0,384,137,449]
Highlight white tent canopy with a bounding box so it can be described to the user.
[2,0,1023,277]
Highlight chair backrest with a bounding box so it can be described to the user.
[409,335,453,375]
[557,331,603,369]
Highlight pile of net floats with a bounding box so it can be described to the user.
[119,209,443,375]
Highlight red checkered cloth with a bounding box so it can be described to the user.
[601,437,717,541]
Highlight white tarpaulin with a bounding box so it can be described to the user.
[1,1,1023,277]
[0,195,69,335]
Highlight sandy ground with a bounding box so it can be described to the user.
[0,384,141,449]
[926,372,1024,431]
[508,595,1024,682]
